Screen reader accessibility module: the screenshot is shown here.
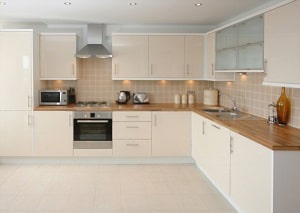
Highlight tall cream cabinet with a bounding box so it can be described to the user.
[112,35,149,79]
[204,32,235,81]
[264,0,300,88]
[40,33,77,80]
[152,111,191,156]
[34,111,73,156]
[0,30,38,156]
[112,34,204,80]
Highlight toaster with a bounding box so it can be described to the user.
[133,93,149,104]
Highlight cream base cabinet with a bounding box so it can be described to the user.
[264,0,300,87]
[40,34,77,80]
[113,111,152,157]
[152,111,190,157]
[149,36,185,78]
[0,31,33,110]
[191,112,205,164]
[230,131,272,213]
[200,119,231,195]
[0,111,33,156]
[34,111,73,156]
[112,35,149,79]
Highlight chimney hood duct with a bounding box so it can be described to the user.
[76,24,112,59]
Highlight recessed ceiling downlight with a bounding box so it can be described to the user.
[0,1,7,5]
[194,3,203,6]
[64,1,72,6]
[129,2,137,6]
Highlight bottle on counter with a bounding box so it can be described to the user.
[188,93,194,105]
[174,94,181,104]
[276,87,291,126]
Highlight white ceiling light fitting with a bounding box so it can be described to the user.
[194,3,203,6]
[64,1,72,6]
[129,2,137,6]
[0,1,7,6]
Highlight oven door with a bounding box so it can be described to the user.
[73,119,112,149]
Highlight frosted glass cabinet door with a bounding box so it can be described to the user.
[0,31,33,110]
[216,48,237,70]
[216,25,237,50]
[238,43,263,69]
[238,15,264,46]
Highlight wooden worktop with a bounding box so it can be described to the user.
[35,103,300,151]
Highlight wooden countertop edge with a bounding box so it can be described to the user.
[34,103,300,151]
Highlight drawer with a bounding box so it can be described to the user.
[113,140,151,157]
[113,122,151,139]
[113,111,152,121]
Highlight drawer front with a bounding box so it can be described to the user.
[113,140,151,157]
[113,122,151,139]
[113,111,152,121]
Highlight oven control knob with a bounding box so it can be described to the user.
[97,114,101,118]
[84,114,88,118]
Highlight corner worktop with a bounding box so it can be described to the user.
[35,103,300,151]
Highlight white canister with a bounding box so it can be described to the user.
[188,94,194,104]
[174,94,181,104]
[181,94,187,104]
[203,88,219,105]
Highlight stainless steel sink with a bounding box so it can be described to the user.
[201,107,263,121]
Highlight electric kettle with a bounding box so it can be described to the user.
[117,91,131,104]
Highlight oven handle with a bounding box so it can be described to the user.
[76,120,109,123]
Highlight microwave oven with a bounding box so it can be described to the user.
[39,90,68,106]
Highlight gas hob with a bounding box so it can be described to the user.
[75,101,110,108]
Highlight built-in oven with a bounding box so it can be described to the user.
[73,111,112,149]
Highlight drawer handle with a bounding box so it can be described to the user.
[126,126,139,128]
[126,116,140,118]
[126,143,139,146]
[211,124,221,129]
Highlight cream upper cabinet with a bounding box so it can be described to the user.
[0,111,33,156]
[152,111,191,157]
[0,31,33,110]
[184,35,203,78]
[230,131,272,213]
[34,111,73,156]
[204,32,235,81]
[40,34,77,80]
[264,0,300,88]
[112,35,149,79]
[149,35,185,78]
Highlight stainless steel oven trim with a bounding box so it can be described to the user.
[76,120,109,123]
[73,141,112,149]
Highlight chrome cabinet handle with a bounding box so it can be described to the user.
[154,114,157,127]
[114,64,117,75]
[230,136,234,154]
[72,63,75,76]
[202,121,205,135]
[126,143,139,147]
[126,115,140,118]
[211,124,221,129]
[126,126,139,129]
[264,59,268,76]
[69,113,72,126]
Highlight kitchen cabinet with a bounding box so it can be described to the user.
[184,35,204,78]
[204,32,235,81]
[191,112,205,165]
[113,111,152,157]
[199,118,231,195]
[0,111,33,156]
[34,111,73,156]
[0,31,33,110]
[264,0,300,88]
[215,15,264,72]
[40,33,77,80]
[230,131,272,213]
[112,35,149,79]
[152,111,190,157]
[149,35,185,78]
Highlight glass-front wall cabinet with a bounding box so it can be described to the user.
[215,15,264,71]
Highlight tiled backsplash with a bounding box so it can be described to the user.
[47,59,300,129]
[215,73,300,129]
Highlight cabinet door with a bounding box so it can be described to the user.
[149,36,185,78]
[191,112,205,165]
[0,31,32,110]
[205,32,235,81]
[34,111,73,156]
[0,111,33,156]
[201,120,231,195]
[112,35,149,79]
[184,35,203,78]
[230,131,272,213]
[264,0,300,86]
[152,111,191,156]
[40,34,77,80]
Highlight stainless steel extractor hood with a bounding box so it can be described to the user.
[76,24,112,59]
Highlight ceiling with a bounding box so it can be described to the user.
[0,0,289,26]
